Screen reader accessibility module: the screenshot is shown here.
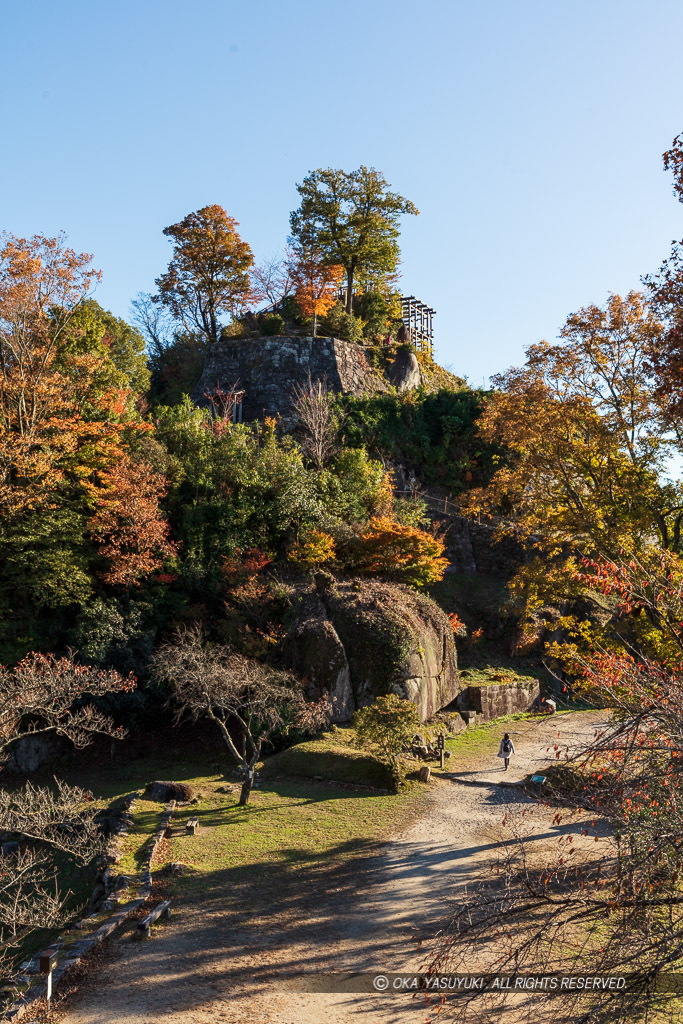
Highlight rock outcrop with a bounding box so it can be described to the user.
[284,591,355,722]
[194,336,389,421]
[388,347,421,391]
[7,732,68,773]
[283,577,459,722]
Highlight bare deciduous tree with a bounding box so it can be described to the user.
[0,780,107,992]
[251,251,294,308]
[425,655,683,1022]
[0,652,134,760]
[130,291,174,358]
[290,374,342,470]
[0,655,132,985]
[151,624,330,805]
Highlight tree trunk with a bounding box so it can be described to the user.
[238,771,254,806]
[238,743,262,806]
[313,310,317,337]
[345,267,354,314]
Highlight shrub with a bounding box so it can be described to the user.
[288,529,336,567]
[354,693,421,782]
[260,312,285,336]
[319,303,364,344]
[348,516,448,587]
[448,611,468,637]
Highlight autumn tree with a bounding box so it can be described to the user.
[151,625,329,805]
[90,456,176,585]
[0,233,102,497]
[469,292,678,556]
[155,205,254,344]
[348,515,448,586]
[642,133,683,427]
[289,167,418,314]
[287,246,343,336]
[0,233,173,657]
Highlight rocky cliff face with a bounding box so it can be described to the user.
[194,336,392,420]
[283,577,460,722]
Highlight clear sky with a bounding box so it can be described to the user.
[2,0,683,385]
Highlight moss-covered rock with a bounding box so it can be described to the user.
[283,577,459,722]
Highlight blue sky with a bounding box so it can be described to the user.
[2,0,683,385]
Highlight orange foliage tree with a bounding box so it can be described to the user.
[155,205,254,344]
[288,246,343,337]
[0,232,113,511]
[0,234,175,646]
[90,457,176,586]
[349,516,447,586]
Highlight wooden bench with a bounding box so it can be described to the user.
[137,900,171,939]
[186,817,199,835]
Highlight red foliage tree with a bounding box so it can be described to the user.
[90,458,176,585]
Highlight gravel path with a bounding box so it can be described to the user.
[61,712,607,1024]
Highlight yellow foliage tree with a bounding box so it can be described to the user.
[288,529,336,567]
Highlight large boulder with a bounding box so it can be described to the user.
[6,732,69,774]
[388,347,421,391]
[283,592,355,722]
[283,578,459,722]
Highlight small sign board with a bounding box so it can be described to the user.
[38,948,58,974]
[530,775,546,785]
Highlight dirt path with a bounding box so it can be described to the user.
[61,712,607,1024]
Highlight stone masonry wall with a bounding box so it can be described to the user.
[194,336,388,420]
[457,680,540,721]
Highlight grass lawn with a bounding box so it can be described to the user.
[55,738,428,906]
[167,774,427,897]
[260,725,395,789]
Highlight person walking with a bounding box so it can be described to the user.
[497,732,515,771]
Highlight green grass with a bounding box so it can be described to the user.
[56,742,427,905]
[260,726,394,790]
[167,773,426,896]
[459,667,539,687]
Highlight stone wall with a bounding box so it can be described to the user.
[456,679,540,721]
[194,336,389,420]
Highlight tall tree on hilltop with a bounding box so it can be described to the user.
[289,167,418,314]
[155,205,254,344]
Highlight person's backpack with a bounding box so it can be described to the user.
[502,739,512,754]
